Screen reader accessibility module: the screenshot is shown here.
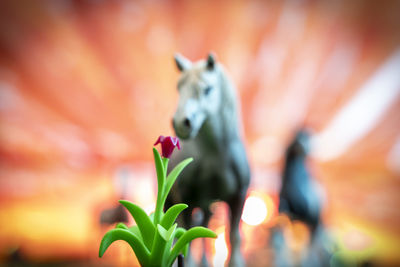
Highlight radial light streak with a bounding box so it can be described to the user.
[387,135,400,174]
[312,48,400,161]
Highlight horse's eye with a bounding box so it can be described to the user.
[204,86,212,95]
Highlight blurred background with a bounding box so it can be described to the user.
[0,0,399,266]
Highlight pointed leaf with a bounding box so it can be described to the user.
[174,227,189,257]
[163,232,175,266]
[168,227,216,266]
[175,227,187,238]
[153,147,165,224]
[157,223,177,242]
[161,225,183,266]
[153,147,165,191]
[119,200,155,249]
[163,158,193,200]
[174,227,187,239]
[128,225,143,241]
[115,222,129,230]
[160,203,188,229]
[99,229,150,266]
[157,224,169,241]
[149,224,168,266]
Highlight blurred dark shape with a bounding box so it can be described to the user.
[359,260,376,267]
[8,247,23,263]
[99,167,130,226]
[274,129,335,267]
[99,203,128,225]
[279,130,321,238]
[3,246,28,267]
[178,254,184,267]
[270,227,293,267]
[301,231,336,267]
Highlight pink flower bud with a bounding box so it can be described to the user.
[154,135,181,158]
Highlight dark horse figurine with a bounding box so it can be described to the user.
[279,130,321,238]
[167,53,250,267]
[276,130,333,267]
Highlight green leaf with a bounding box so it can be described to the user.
[157,223,177,242]
[149,224,168,266]
[174,227,189,257]
[160,203,188,229]
[160,225,182,266]
[119,200,155,249]
[128,225,143,241]
[115,222,129,230]
[163,232,175,266]
[153,147,165,224]
[174,227,187,239]
[99,228,150,266]
[162,158,193,203]
[168,227,217,266]
[153,147,165,190]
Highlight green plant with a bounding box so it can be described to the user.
[99,136,217,267]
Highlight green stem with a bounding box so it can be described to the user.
[160,157,169,217]
[153,155,169,225]
[162,158,169,177]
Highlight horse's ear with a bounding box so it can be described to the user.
[206,52,216,70]
[174,53,191,72]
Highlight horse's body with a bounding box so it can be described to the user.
[167,53,250,267]
[275,130,332,267]
[279,130,321,237]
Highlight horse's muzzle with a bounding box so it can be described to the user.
[172,117,192,140]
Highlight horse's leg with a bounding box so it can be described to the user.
[200,208,212,267]
[180,207,197,267]
[227,192,246,267]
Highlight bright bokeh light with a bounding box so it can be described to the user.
[241,196,268,226]
[212,227,228,267]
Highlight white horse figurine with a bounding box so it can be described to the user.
[168,53,250,267]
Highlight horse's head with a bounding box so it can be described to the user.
[172,53,223,140]
[287,130,312,157]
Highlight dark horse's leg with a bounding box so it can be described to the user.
[227,191,247,267]
[181,207,212,267]
[199,208,212,267]
[180,207,196,267]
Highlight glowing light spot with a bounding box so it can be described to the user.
[213,228,228,267]
[241,196,268,226]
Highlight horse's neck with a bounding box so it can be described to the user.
[195,112,238,155]
[284,155,308,184]
[219,68,241,140]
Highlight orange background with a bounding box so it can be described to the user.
[0,0,399,266]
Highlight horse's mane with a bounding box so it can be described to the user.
[216,64,241,140]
